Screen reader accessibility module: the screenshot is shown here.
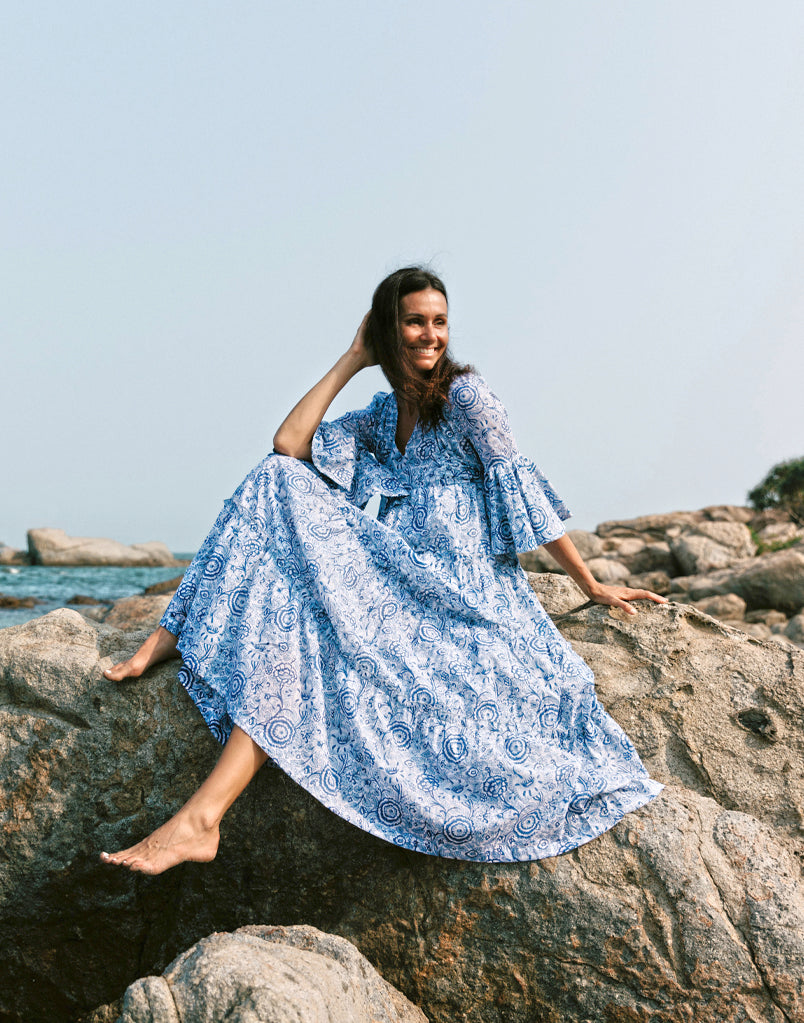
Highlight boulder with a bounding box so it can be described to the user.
[0,545,29,566]
[691,593,747,621]
[738,622,773,641]
[603,538,677,576]
[786,613,804,646]
[585,556,630,584]
[0,594,41,609]
[103,596,173,632]
[27,529,178,567]
[596,510,703,539]
[143,576,184,597]
[744,609,788,628]
[627,570,672,594]
[518,529,602,573]
[77,605,113,622]
[525,572,587,615]
[670,522,756,576]
[755,521,803,547]
[699,505,754,524]
[110,926,426,1023]
[667,548,804,614]
[1,606,804,1023]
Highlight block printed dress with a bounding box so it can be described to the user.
[160,373,662,861]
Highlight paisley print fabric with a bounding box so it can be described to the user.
[161,373,662,861]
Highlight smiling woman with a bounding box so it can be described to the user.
[399,289,448,372]
[99,264,665,875]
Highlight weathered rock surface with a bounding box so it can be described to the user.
[26,528,178,567]
[108,925,427,1023]
[2,605,804,1023]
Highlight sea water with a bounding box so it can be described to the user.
[0,559,194,630]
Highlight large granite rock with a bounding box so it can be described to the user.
[109,925,426,1023]
[671,548,804,614]
[27,529,178,567]
[1,606,803,1023]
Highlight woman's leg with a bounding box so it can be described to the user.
[103,626,180,681]
[100,725,268,874]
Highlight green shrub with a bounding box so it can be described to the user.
[748,458,804,525]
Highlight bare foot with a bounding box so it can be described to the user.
[103,626,179,681]
[100,808,219,875]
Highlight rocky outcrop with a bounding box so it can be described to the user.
[0,544,29,565]
[670,548,804,615]
[0,593,42,609]
[103,926,427,1023]
[71,595,173,631]
[143,576,183,597]
[669,520,756,575]
[26,528,178,567]
[2,604,804,1023]
[521,505,804,648]
[101,595,173,632]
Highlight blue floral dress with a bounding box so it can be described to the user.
[160,373,662,861]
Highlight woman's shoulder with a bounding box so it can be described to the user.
[448,371,499,411]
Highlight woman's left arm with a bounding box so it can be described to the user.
[542,534,668,616]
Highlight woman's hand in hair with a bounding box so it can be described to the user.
[273,313,377,459]
[347,312,378,369]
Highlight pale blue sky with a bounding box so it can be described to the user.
[4,2,803,551]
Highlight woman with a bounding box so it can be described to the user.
[101,266,664,875]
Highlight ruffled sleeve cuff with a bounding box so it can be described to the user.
[312,421,408,508]
[484,457,571,554]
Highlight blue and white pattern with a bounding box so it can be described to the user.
[161,373,662,861]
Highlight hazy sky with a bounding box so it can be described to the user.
[4,2,803,552]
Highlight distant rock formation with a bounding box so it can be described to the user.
[0,543,29,565]
[2,603,803,1023]
[27,528,178,567]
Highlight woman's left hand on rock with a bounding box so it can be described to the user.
[588,584,669,616]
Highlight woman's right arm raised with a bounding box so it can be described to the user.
[272,313,377,461]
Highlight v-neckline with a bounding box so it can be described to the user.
[392,393,418,456]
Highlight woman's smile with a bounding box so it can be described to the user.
[399,288,448,375]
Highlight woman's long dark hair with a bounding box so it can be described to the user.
[365,266,472,431]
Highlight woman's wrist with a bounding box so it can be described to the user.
[580,578,605,601]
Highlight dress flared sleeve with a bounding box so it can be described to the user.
[449,374,571,554]
[312,392,408,508]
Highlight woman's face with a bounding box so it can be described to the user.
[398,288,449,377]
